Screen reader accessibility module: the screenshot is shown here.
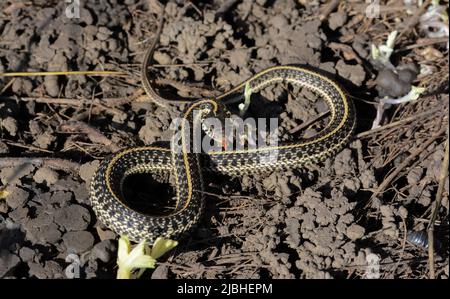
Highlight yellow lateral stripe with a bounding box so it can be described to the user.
[179,99,219,211]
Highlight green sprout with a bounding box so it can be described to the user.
[116,235,178,279]
[380,85,426,104]
[238,82,252,117]
[372,85,426,129]
[371,30,398,69]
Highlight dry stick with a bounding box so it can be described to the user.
[7,96,85,106]
[60,121,120,153]
[427,133,449,279]
[0,157,80,173]
[397,37,450,52]
[0,78,15,95]
[0,70,124,77]
[368,126,447,207]
[154,78,216,98]
[2,96,126,116]
[356,105,447,139]
[2,140,53,154]
[319,0,340,21]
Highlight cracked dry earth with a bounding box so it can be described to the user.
[0,0,449,279]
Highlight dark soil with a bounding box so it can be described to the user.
[0,0,448,279]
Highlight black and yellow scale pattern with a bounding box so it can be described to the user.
[90,65,356,243]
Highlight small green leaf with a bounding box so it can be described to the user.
[380,85,426,105]
[371,44,380,60]
[385,30,398,50]
[117,236,156,279]
[130,255,156,269]
[116,235,178,279]
[238,82,252,116]
[150,237,178,260]
[409,85,426,101]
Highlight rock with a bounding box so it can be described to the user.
[0,164,35,186]
[95,226,117,241]
[48,190,73,208]
[0,250,20,278]
[34,130,56,149]
[154,51,172,65]
[54,204,91,231]
[27,262,46,279]
[79,160,100,186]
[54,178,89,204]
[151,265,169,279]
[5,186,29,209]
[19,247,36,262]
[0,141,8,154]
[335,60,366,86]
[8,206,29,222]
[44,76,60,97]
[90,240,116,263]
[43,261,64,279]
[1,117,18,136]
[328,12,347,30]
[63,231,95,254]
[96,26,113,41]
[346,224,365,241]
[25,222,62,245]
[33,167,59,185]
[0,201,7,213]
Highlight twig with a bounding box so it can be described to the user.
[0,157,80,173]
[356,104,447,138]
[319,0,340,21]
[6,96,86,106]
[0,78,15,95]
[390,218,408,276]
[368,125,447,206]
[0,70,125,77]
[1,96,128,116]
[2,140,54,154]
[154,78,216,98]
[60,121,120,153]
[396,37,450,52]
[427,132,449,279]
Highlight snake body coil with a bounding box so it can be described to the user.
[90,65,356,243]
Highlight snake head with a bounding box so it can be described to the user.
[194,99,230,150]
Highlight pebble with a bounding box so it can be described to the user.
[19,247,36,262]
[5,186,29,209]
[346,224,365,241]
[54,204,91,231]
[1,117,18,136]
[90,240,116,263]
[151,265,169,279]
[63,231,95,254]
[33,167,59,186]
[0,250,20,278]
[328,12,347,30]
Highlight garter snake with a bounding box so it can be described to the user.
[90,16,357,243]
